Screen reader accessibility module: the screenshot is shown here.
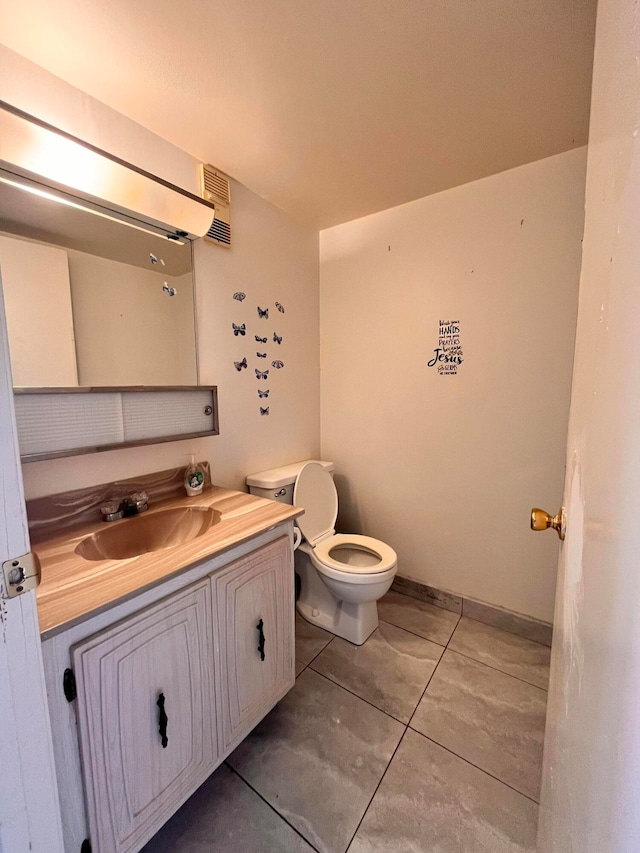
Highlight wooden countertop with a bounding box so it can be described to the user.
[34,486,303,638]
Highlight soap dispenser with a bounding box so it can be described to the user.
[184,455,205,497]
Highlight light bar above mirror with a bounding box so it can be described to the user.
[0,100,215,242]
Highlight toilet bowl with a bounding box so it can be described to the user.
[247,460,397,645]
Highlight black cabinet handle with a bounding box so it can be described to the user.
[257,618,266,662]
[157,692,168,748]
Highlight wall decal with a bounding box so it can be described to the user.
[162,283,177,297]
[427,320,464,376]
[237,301,288,419]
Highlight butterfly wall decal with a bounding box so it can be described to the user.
[255,335,267,343]
[273,333,282,345]
[272,360,284,369]
[260,407,270,416]
[275,302,285,313]
[233,292,246,302]
[257,352,267,358]
[257,306,269,319]
[232,322,246,336]
[258,389,270,398]
[233,358,247,371]
[255,369,269,380]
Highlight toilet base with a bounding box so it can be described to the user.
[295,546,384,645]
[296,598,379,646]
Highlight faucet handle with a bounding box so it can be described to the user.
[100,499,123,522]
[129,491,149,512]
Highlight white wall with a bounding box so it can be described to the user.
[0,46,320,498]
[194,182,320,490]
[320,149,586,623]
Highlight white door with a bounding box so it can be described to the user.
[0,272,64,851]
[537,0,640,849]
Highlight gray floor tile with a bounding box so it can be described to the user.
[449,617,551,689]
[377,590,459,645]
[311,620,443,722]
[228,667,404,853]
[295,611,333,665]
[295,658,307,677]
[348,729,538,853]
[141,763,315,852]
[411,650,547,800]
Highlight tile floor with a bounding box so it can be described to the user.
[143,589,550,853]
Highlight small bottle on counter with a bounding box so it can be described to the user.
[184,454,205,497]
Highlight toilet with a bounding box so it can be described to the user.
[246,460,397,645]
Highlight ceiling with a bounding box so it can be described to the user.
[0,0,597,230]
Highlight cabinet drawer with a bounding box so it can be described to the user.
[72,579,216,853]
[212,536,295,752]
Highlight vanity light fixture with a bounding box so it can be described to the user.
[0,100,216,242]
[0,170,187,244]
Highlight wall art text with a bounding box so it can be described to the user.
[427,319,464,376]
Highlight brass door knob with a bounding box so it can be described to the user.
[530,507,565,541]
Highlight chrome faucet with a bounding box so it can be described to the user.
[100,491,149,522]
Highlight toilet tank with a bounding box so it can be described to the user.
[246,459,335,504]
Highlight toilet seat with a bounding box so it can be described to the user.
[301,539,397,587]
[313,533,397,575]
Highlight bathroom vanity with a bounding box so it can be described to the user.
[34,485,302,853]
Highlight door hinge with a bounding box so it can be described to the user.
[1,551,41,599]
[63,668,77,703]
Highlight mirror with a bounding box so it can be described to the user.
[0,178,198,387]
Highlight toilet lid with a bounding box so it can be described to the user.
[293,462,338,546]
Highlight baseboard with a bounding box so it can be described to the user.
[391,575,553,647]
[391,575,463,614]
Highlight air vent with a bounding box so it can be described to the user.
[202,168,230,205]
[201,164,231,247]
[207,217,231,244]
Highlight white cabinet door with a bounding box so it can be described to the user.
[213,536,295,753]
[72,580,216,853]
